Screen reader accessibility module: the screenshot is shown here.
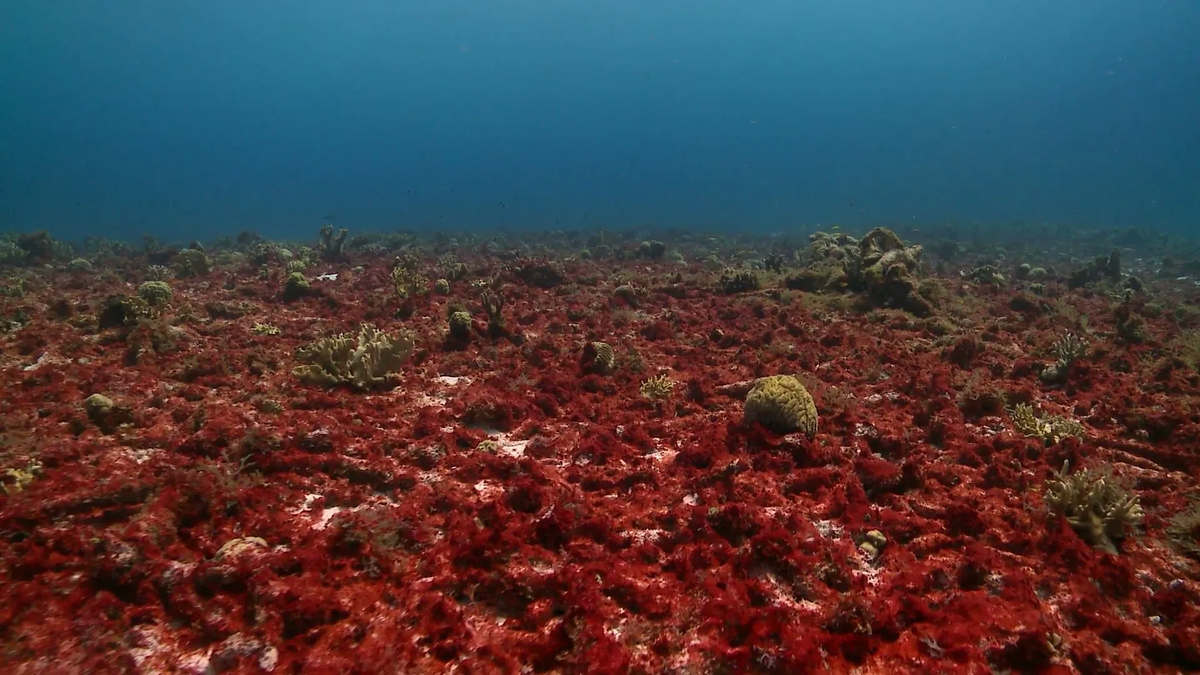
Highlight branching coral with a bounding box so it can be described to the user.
[639,374,676,401]
[1041,331,1090,383]
[1010,403,1085,444]
[318,223,348,260]
[479,289,506,336]
[390,256,428,300]
[293,324,415,390]
[1054,332,1089,366]
[1044,461,1143,554]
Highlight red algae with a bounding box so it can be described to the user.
[2,227,1200,673]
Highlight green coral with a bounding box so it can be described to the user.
[788,227,930,315]
[743,374,819,437]
[293,324,415,390]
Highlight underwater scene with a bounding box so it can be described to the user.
[2,2,1200,673]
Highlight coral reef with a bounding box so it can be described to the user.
[2,223,1200,672]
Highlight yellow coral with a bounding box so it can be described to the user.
[2,459,42,494]
[1011,403,1085,444]
[390,258,428,300]
[639,374,676,401]
[744,374,818,437]
[252,322,281,336]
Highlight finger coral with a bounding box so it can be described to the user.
[1041,331,1090,383]
[1044,461,1143,554]
[639,374,676,401]
[293,324,415,390]
[743,374,818,437]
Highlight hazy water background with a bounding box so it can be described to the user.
[2,1,1198,242]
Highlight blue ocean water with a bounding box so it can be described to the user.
[1,1,1197,243]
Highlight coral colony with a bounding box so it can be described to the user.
[2,224,1200,673]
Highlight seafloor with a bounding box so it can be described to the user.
[1,223,1199,674]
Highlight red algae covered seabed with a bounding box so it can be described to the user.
[1,230,1200,673]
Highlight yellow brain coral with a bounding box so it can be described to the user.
[743,375,818,437]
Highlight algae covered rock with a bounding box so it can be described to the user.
[84,393,135,433]
[789,227,931,315]
[743,374,818,437]
[717,267,760,294]
[173,249,211,278]
[282,272,311,302]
